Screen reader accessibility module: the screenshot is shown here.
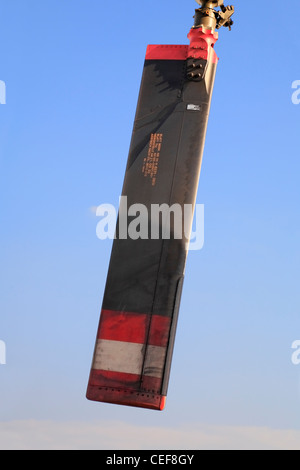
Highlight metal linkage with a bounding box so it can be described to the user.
[194,0,234,31]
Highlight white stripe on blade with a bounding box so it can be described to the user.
[92,339,167,379]
[93,339,145,375]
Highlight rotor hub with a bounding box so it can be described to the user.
[193,0,234,31]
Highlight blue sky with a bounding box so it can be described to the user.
[0,0,300,449]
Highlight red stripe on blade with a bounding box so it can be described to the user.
[97,310,148,344]
[148,315,171,347]
[89,369,141,389]
[97,310,172,347]
[146,45,188,61]
[88,370,165,396]
[141,375,163,394]
[86,385,166,411]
